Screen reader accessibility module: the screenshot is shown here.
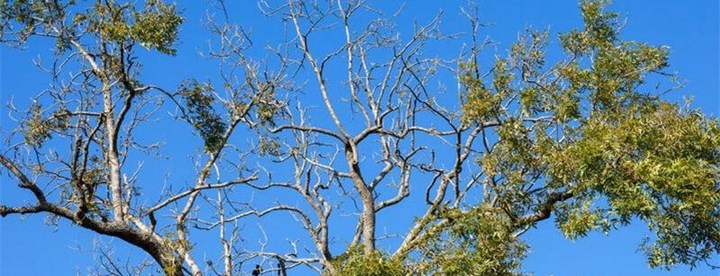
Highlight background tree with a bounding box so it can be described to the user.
[1,0,718,275]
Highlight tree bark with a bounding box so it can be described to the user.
[347,144,376,255]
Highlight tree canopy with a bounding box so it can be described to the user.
[1,0,718,275]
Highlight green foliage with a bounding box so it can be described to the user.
[130,1,182,55]
[178,80,228,153]
[91,0,182,55]
[257,135,281,157]
[460,62,502,124]
[22,104,69,147]
[329,246,407,276]
[459,0,720,270]
[0,0,64,44]
[554,102,720,268]
[411,205,527,275]
[555,200,609,239]
[1,0,182,55]
[253,82,282,126]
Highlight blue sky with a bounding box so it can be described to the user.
[1,1,718,275]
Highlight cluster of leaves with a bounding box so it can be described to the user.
[460,61,504,124]
[88,0,182,55]
[552,101,720,268]
[253,82,282,125]
[459,0,720,270]
[222,81,283,126]
[2,0,181,55]
[77,166,105,195]
[68,164,108,216]
[0,0,67,44]
[329,246,407,276]
[257,135,280,157]
[410,205,527,275]
[479,118,554,216]
[22,104,69,147]
[551,1,719,268]
[178,80,228,153]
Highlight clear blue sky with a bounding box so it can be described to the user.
[1,1,718,275]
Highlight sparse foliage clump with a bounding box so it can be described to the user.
[178,80,228,153]
[329,246,407,276]
[92,0,182,55]
[22,104,69,147]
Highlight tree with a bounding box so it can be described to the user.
[1,0,718,275]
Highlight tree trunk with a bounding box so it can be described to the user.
[359,186,376,255]
[347,149,376,255]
